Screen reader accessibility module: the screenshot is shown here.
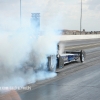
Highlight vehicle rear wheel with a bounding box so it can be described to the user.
[47,55,57,72]
[80,50,85,62]
[49,64,56,72]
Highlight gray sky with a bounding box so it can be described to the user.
[0,0,100,31]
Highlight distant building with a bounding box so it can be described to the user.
[61,29,80,35]
[83,29,85,32]
[31,13,40,31]
[61,29,100,35]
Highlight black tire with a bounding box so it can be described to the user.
[48,55,57,72]
[49,64,57,72]
[56,57,59,68]
[80,50,85,62]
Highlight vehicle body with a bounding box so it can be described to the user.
[48,50,85,72]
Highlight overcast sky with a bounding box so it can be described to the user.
[0,0,100,31]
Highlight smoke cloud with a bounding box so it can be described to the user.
[0,0,64,93]
[0,16,61,91]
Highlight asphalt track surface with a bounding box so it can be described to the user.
[19,39,100,100]
[59,38,100,50]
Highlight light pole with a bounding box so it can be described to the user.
[80,0,82,34]
[20,0,21,25]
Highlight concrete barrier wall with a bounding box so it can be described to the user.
[59,35,100,41]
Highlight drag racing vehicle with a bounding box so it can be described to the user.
[47,45,85,72]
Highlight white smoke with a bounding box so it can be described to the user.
[0,17,61,91]
[58,42,65,54]
[0,0,64,92]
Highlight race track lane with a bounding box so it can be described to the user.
[19,46,100,100]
